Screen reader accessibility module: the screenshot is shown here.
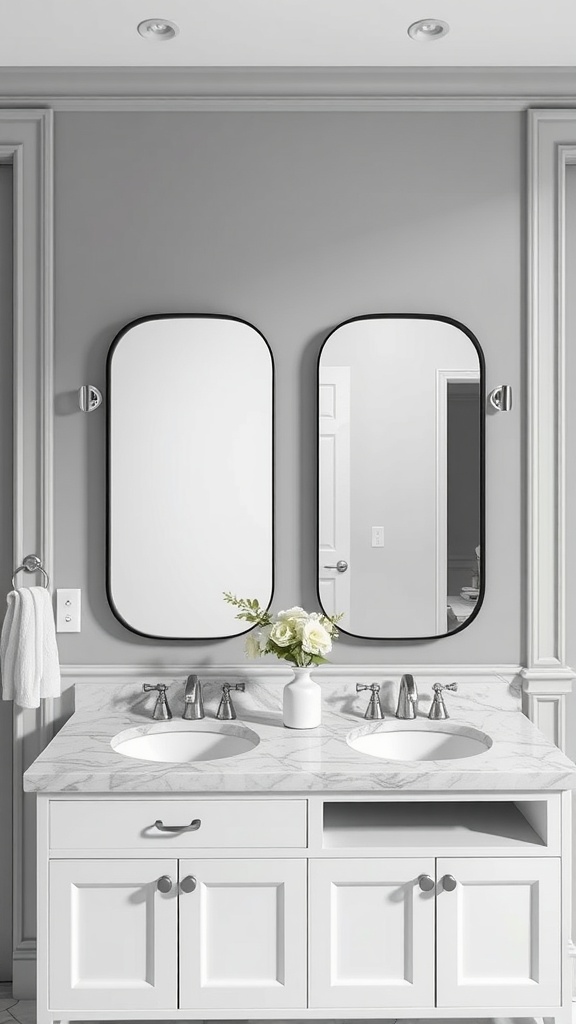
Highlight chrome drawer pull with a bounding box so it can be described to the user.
[154,818,201,833]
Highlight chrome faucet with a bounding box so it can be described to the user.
[396,674,418,719]
[183,675,204,720]
[142,683,172,720]
[216,682,245,720]
[356,682,384,719]
[428,681,458,720]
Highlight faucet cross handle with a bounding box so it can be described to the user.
[432,681,458,694]
[216,682,245,721]
[142,683,173,721]
[356,682,384,720]
[428,681,458,720]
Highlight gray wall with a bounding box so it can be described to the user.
[0,164,13,979]
[53,110,522,665]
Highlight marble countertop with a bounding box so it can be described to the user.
[23,677,576,793]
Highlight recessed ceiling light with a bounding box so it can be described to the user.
[137,18,179,41]
[407,18,450,41]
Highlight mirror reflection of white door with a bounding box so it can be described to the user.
[319,367,351,620]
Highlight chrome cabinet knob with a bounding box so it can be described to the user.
[157,875,173,893]
[441,874,457,892]
[323,560,348,573]
[180,875,197,893]
[418,874,435,892]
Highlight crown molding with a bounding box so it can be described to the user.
[0,66,575,110]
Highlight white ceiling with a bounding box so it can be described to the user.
[1,0,575,67]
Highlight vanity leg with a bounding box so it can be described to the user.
[35,1008,55,1024]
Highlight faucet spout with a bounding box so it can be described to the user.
[395,674,418,719]
[183,675,205,720]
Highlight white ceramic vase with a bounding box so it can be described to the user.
[282,666,322,729]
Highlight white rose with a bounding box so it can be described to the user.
[269,620,296,648]
[278,606,307,623]
[301,619,332,657]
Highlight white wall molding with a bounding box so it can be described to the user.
[0,66,575,110]
[5,97,576,113]
[527,108,576,1005]
[524,110,576,756]
[527,111,576,677]
[0,109,54,999]
[60,662,522,681]
[521,673,574,751]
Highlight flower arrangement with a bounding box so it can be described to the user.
[223,593,341,668]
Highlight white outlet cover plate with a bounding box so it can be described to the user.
[56,588,81,632]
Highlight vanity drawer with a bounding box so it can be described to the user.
[49,798,307,851]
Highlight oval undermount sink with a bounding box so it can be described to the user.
[111,721,260,763]
[346,721,492,762]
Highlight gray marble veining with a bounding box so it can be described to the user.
[23,677,576,793]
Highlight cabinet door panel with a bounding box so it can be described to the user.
[49,859,178,1011]
[436,857,561,1007]
[309,858,435,1007]
[179,858,307,1009]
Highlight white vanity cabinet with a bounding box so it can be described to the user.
[436,856,561,1007]
[49,858,178,1012]
[41,798,308,1016]
[309,857,436,1008]
[178,858,307,1009]
[36,791,571,1024]
[310,855,561,1010]
[48,855,307,1013]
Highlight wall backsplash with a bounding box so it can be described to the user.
[53,109,522,665]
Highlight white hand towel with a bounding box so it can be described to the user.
[0,587,61,708]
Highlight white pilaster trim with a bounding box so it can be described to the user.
[0,109,54,996]
[521,678,572,751]
[527,108,576,1008]
[525,110,576,732]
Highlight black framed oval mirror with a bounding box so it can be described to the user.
[107,314,274,640]
[317,314,484,640]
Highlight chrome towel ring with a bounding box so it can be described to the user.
[11,554,50,590]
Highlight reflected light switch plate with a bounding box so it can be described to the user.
[372,526,384,548]
[56,589,81,632]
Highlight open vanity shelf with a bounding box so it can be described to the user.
[320,796,557,853]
